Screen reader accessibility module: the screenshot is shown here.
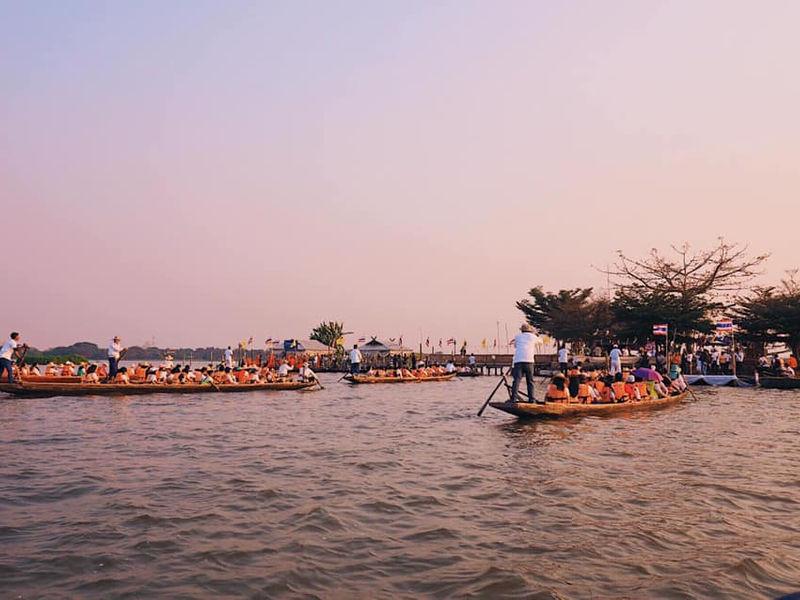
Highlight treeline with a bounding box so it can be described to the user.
[24,342,232,362]
[517,240,800,356]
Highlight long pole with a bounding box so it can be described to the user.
[731,328,737,377]
[504,323,510,355]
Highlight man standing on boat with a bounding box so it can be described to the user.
[0,332,24,384]
[510,324,541,403]
[224,346,234,369]
[107,336,125,381]
[558,344,569,374]
[609,344,622,376]
[349,344,363,375]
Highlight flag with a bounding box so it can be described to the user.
[335,336,345,347]
[653,324,668,336]
[389,337,396,343]
[399,336,403,346]
[716,320,734,332]
[425,337,430,347]
[481,338,487,349]
[358,336,366,343]
[438,339,442,347]
[248,337,253,345]
[447,338,456,345]
[493,339,497,348]
[265,338,272,344]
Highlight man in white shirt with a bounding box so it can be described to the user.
[224,346,234,369]
[107,336,124,381]
[558,345,569,374]
[468,353,476,367]
[609,344,622,376]
[445,360,456,373]
[349,345,363,375]
[277,360,291,378]
[0,332,22,384]
[510,324,541,403]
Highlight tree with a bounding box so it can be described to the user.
[310,321,345,350]
[607,239,768,300]
[605,240,767,341]
[733,272,800,357]
[516,287,612,352]
[611,286,715,344]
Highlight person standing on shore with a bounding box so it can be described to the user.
[510,324,541,403]
[558,344,569,374]
[349,344,363,375]
[0,332,24,384]
[107,336,124,381]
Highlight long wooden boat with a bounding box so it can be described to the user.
[489,390,688,419]
[21,375,83,384]
[346,373,457,384]
[759,376,800,390]
[0,381,316,398]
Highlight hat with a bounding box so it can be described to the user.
[520,323,534,333]
[626,375,635,383]
[553,372,566,379]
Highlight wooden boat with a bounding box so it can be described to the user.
[345,373,457,384]
[489,391,689,419]
[21,375,83,384]
[759,376,800,390]
[0,381,316,398]
[456,370,483,378]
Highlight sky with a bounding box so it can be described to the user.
[2,0,799,350]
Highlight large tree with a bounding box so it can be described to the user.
[516,287,612,352]
[310,321,345,350]
[606,239,767,339]
[733,273,800,356]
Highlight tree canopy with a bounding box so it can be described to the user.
[733,273,800,356]
[309,321,345,349]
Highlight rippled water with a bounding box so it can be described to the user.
[1,378,799,599]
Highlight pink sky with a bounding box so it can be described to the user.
[2,1,799,350]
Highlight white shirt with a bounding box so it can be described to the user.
[512,332,540,364]
[278,363,290,377]
[0,338,18,361]
[609,348,622,363]
[224,349,233,366]
[445,362,456,373]
[349,349,363,363]
[108,341,121,359]
[468,355,476,365]
[558,348,568,363]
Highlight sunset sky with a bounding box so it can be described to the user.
[3,1,799,349]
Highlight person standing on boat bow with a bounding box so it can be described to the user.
[0,332,26,384]
[349,344,363,375]
[107,336,125,381]
[510,324,541,403]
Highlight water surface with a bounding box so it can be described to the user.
[1,379,799,598]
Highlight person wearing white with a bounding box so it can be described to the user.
[609,344,622,375]
[107,336,123,380]
[445,360,456,373]
[0,332,21,384]
[300,364,317,382]
[224,346,234,369]
[349,345,363,375]
[557,345,569,374]
[277,361,291,378]
[468,353,476,367]
[510,324,541,402]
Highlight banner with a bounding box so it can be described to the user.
[652,324,668,336]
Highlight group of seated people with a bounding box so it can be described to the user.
[17,360,316,385]
[757,355,797,378]
[362,365,451,379]
[544,366,687,404]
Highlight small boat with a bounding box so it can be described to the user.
[345,373,457,384]
[0,381,317,398]
[489,391,688,419]
[456,370,483,378]
[758,376,800,390]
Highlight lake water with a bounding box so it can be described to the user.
[1,378,799,598]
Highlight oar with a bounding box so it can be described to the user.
[477,368,508,416]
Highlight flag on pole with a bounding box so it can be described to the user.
[447,338,456,345]
[493,339,497,348]
[425,337,430,347]
[481,338,487,349]
[716,320,734,332]
[358,336,366,343]
[399,336,403,346]
[438,339,443,348]
[652,324,668,336]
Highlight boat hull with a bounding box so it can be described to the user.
[759,377,800,390]
[0,381,316,397]
[489,391,688,419]
[346,373,457,384]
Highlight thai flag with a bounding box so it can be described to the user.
[446,338,456,345]
[358,336,366,343]
[716,320,734,332]
[652,324,668,336]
